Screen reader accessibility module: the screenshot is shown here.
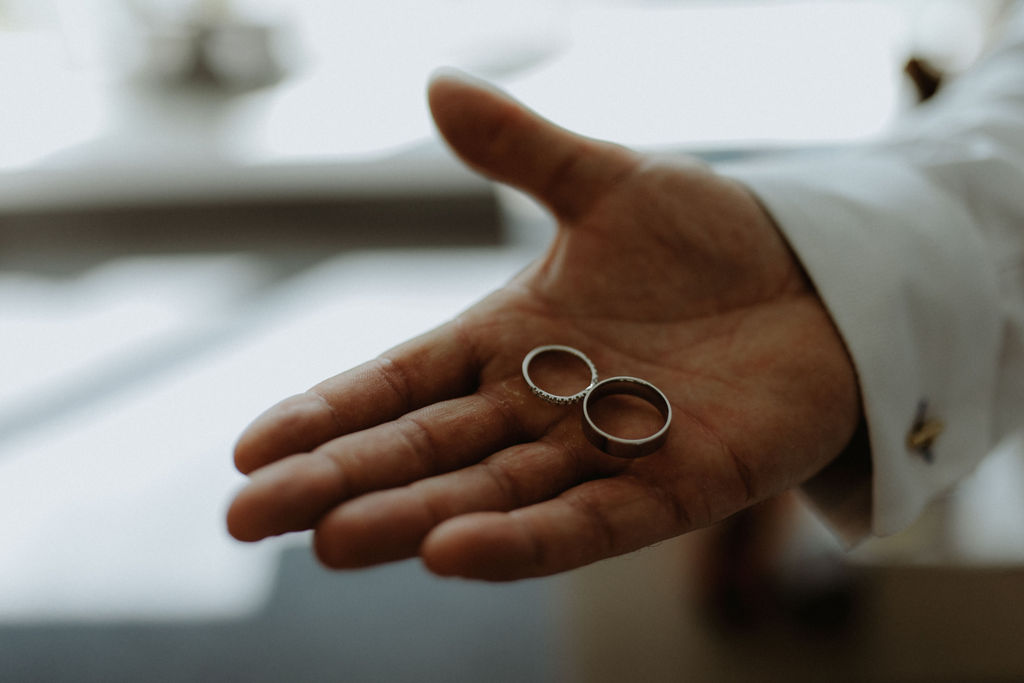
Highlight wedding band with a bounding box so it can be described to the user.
[522,345,599,405]
[582,376,671,458]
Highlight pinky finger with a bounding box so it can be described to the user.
[419,476,694,581]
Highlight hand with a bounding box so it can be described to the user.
[226,74,860,581]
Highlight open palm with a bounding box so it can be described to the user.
[227,75,860,580]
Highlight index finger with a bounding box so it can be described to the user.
[234,321,480,474]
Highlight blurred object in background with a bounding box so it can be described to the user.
[121,0,293,91]
[903,0,1013,74]
[0,0,563,208]
[902,0,1013,103]
[3,0,1007,205]
[903,55,945,102]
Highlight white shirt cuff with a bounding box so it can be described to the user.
[722,150,1003,539]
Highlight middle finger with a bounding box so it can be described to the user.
[227,389,533,542]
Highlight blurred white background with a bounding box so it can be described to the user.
[1,1,1022,681]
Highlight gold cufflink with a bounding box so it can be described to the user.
[907,400,943,463]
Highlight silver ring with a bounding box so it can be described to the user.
[582,376,671,458]
[522,345,599,405]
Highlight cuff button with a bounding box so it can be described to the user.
[907,400,944,463]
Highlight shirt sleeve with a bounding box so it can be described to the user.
[719,6,1024,541]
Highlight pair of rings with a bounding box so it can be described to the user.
[521,344,671,458]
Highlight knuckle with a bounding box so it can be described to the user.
[374,354,415,414]
[727,447,758,505]
[395,414,443,475]
[565,490,616,556]
[481,460,524,509]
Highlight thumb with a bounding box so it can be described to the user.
[428,70,639,221]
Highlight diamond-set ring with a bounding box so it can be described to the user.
[521,344,671,458]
